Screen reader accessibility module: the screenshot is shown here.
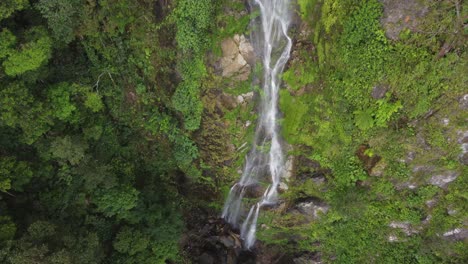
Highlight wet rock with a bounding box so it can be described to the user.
[429,171,459,189]
[371,84,388,99]
[254,243,294,264]
[380,0,429,40]
[180,215,249,263]
[295,199,329,220]
[198,253,215,264]
[294,252,323,264]
[243,184,265,198]
[219,236,235,248]
[443,228,468,241]
[295,155,328,183]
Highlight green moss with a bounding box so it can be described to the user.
[279,90,308,144]
[269,0,468,261]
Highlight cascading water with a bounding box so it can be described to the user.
[222,0,292,249]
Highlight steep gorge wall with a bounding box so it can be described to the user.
[184,0,467,263]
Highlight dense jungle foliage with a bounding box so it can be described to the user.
[0,0,467,263]
[0,0,219,263]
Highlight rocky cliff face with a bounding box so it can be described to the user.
[218,34,255,81]
[183,0,467,263]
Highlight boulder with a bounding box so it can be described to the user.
[220,54,250,80]
[236,95,245,104]
[429,171,459,189]
[221,38,239,59]
[238,35,255,66]
[371,84,388,99]
[219,236,235,248]
[218,34,254,81]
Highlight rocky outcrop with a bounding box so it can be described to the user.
[389,221,420,236]
[380,0,429,40]
[458,130,468,165]
[459,94,468,110]
[219,34,255,81]
[181,216,255,264]
[442,228,468,241]
[371,84,389,99]
[215,91,255,113]
[429,171,459,189]
[236,91,254,105]
[388,221,422,242]
[293,198,329,221]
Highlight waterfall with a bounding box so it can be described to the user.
[222,0,293,249]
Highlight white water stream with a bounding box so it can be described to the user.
[222,0,292,249]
